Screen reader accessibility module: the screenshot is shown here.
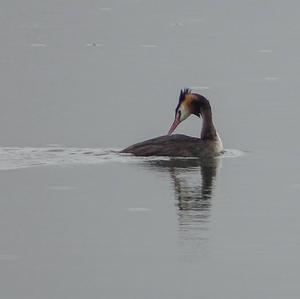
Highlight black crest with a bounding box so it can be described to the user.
[175,88,191,114]
[179,88,191,104]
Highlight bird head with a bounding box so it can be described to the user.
[168,88,209,135]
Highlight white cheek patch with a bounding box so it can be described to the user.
[180,105,190,122]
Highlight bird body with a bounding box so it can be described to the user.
[121,89,223,157]
[121,134,223,157]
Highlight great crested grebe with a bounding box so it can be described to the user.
[121,88,223,157]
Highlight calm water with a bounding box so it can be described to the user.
[1,0,300,298]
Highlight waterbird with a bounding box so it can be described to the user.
[121,88,223,157]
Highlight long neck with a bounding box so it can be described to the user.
[200,108,218,140]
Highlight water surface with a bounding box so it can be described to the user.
[1,0,300,298]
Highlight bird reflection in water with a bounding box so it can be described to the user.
[142,157,221,249]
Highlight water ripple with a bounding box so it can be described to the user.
[0,147,244,170]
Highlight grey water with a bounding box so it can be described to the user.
[1,0,300,298]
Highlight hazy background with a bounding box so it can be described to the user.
[1,0,299,152]
[1,1,300,299]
